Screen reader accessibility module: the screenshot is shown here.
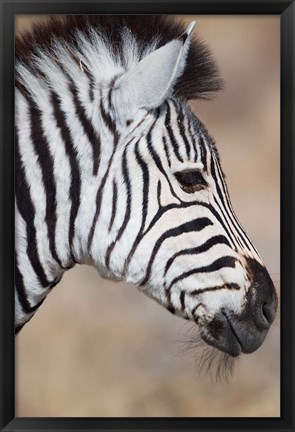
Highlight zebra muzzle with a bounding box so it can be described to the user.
[198,259,277,357]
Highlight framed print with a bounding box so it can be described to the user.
[0,1,294,432]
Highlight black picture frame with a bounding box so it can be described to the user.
[0,0,294,431]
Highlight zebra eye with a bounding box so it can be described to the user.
[175,170,207,193]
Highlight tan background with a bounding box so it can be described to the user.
[15,15,280,417]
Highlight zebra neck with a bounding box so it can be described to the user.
[15,79,121,311]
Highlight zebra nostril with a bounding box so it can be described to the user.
[261,301,276,325]
[253,297,276,329]
[245,258,277,329]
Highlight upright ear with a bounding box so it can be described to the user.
[112,21,195,118]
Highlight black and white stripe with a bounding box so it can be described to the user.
[15,16,272,345]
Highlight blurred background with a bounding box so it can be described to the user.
[15,15,280,417]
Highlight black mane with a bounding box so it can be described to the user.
[16,15,223,100]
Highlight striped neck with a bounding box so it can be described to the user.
[15,74,123,316]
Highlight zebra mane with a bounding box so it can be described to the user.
[16,15,223,100]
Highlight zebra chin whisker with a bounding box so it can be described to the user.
[174,322,236,382]
[196,345,237,383]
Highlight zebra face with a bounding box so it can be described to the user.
[106,99,277,358]
[15,15,277,363]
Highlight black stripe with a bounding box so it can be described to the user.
[191,282,240,296]
[25,94,64,269]
[140,217,213,286]
[68,82,101,176]
[157,181,162,207]
[165,102,184,162]
[107,76,120,111]
[162,136,171,168]
[105,146,131,268]
[50,91,81,261]
[87,156,113,251]
[135,142,150,231]
[167,256,237,293]
[100,96,119,141]
[15,132,50,287]
[180,290,186,311]
[167,304,176,314]
[199,134,208,173]
[108,180,118,232]
[123,140,150,274]
[165,281,174,314]
[84,69,95,103]
[172,100,191,159]
[178,121,191,160]
[188,119,198,162]
[74,56,95,103]
[15,256,46,314]
[164,234,231,276]
[15,78,30,99]
[88,81,95,102]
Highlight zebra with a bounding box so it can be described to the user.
[15,15,277,363]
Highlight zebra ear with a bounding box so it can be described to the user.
[112,21,195,117]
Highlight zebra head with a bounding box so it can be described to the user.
[15,16,277,363]
[97,22,277,359]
